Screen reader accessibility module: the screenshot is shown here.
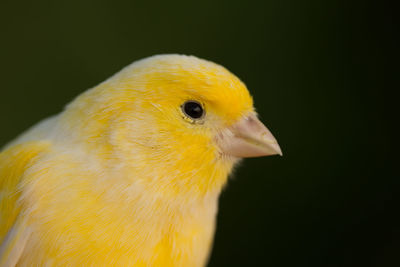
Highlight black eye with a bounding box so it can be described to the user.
[182,101,204,120]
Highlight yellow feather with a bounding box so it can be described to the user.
[0,142,50,266]
[1,55,254,266]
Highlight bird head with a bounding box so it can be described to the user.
[61,55,281,197]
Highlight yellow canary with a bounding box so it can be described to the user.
[0,55,281,266]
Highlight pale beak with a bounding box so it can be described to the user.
[215,113,282,158]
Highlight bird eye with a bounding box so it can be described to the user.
[181,101,204,120]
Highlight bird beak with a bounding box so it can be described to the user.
[216,113,282,158]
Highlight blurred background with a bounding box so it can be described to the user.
[0,0,396,266]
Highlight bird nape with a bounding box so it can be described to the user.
[0,54,281,267]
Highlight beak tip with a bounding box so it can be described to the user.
[271,143,283,156]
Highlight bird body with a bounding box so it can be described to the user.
[0,55,281,266]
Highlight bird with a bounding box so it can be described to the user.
[0,54,281,267]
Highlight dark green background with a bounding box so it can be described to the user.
[0,0,396,266]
